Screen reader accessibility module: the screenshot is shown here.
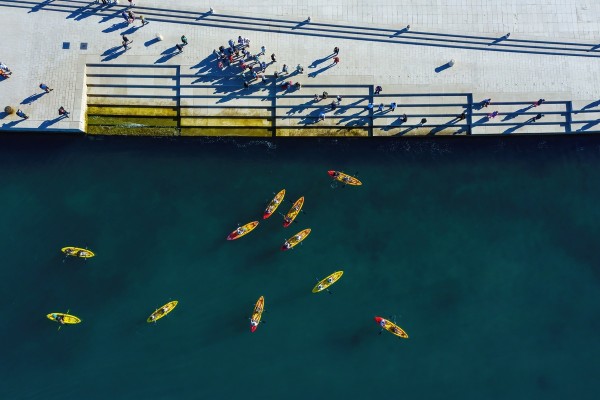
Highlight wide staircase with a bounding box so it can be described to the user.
[85,64,600,136]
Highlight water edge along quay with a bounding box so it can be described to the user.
[1,0,600,136]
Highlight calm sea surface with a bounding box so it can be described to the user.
[0,134,599,399]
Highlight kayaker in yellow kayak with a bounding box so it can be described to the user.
[55,314,65,325]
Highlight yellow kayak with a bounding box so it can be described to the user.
[250,296,265,332]
[47,312,81,325]
[375,316,409,338]
[281,228,311,251]
[328,170,362,186]
[227,221,259,241]
[147,301,178,323]
[61,247,95,258]
[264,189,285,219]
[312,271,344,293]
[283,196,304,228]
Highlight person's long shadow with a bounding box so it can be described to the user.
[190,54,215,74]
[394,125,418,136]
[66,2,94,20]
[309,54,334,68]
[298,108,323,125]
[334,98,366,115]
[292,19,310,30]
[20,92,46,105]
[286,100,317,116]
[103,21,127,33]
[380,117,406,131]
[39,115,67,129]
[99,8,122,23]
[101,46,125,61]
[29,0,54,13]
[577,100,600,113]
[435,61,453,73]
[389,27,410,38]
[308,63,335,78]
[503,121,529,134]
[155,47,181,64]
[428,119,461,135]
[588,44,600,52]
[489,34,510,46]
[471,116,489,126]
[144,37,161,47]
[577,119,600,132]
[2,119,24,128]
[0,111,8,120]
[120,25,141,35]
[503,105,534,120]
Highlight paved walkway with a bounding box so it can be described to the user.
[1,0,600,134]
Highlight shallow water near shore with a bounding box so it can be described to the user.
[0,134,599,399]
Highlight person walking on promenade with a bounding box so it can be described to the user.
[420,118,427,124]
[336,95,342,104]
[122,35,132,45]
[237,36,244,46]
[282,64,289,74]
[121,10,129,23]
[481,98,491,107]
[0,61,12,75]
[401,114,408,123]
[322,91,328,99]
[319,111,326,121]
[377,103,384,112]
[260,46,266,55]
[457,111,466,120]
[127,0,135,7]
[181,35,188,46]
[528,113,544,123]
[58,106,69,117]
[176,44,183,53]
[139,15,148,25]
[296,64,304,74]
[314,94,320,102]
[333,46,339,55]
[533,98,545,107]
[390,102,397,111]
[228,39,235,50]
[330,101,337,111]
[16,109,29,119]
[374,85,382,95]
[367,102,374,111]
[122,38,130,51]
[487,110,499,119]
[271,53,276,62]
[39,83,53,93]
[333,56,340,65]
[127,11,135,24]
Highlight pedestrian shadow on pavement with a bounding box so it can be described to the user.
[434,62,453,73]
[472,116,489,126]
[101,46,126,62]
[298,108,325,125]
[309,54,334,68]
[39,115,67,129]
[394,125,418,136]
[20,93,46,105]
[99,8,123,23]
[428,119,462,135]
[587,44,600,52]
[195,11,212,21]
[577,100,600,113]
[292,19,311,30]
[144,37,161,47]
[190,54,219,75]
[577,119,600,132]
[503,121,530,134]
[121,25,141,35]
[308,63,335,78]
[103,21,127,33]
[2,119,24,128]
[503,105,534,121]
[286,100,316,116]
[29,0,53,13]
[389,27,410,38]
[0,112,8,120]
[488,34,510,46]
[155,47,181,64]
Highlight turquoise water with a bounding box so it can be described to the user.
[1,135,599,399]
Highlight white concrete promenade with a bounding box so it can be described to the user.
[1,0,600,134]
